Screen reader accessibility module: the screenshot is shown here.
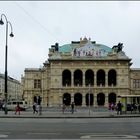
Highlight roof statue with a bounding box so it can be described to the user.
[48,37,129,60]
[112,43,123,53]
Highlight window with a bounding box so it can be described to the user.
[34,79,41,88]
[133,79,140,88]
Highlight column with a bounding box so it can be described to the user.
[105,73,108,88]
[71,93,74,103]
[94,71,97,87]
[105,93,109,107]
[83,72,85,87]
[82,95,86,106]
[72,72,74,87]
[94,94,97,107]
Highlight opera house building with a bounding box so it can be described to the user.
[22,37,140,107]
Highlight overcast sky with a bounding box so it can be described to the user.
[0,1,140,80]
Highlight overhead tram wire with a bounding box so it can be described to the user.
[14,2,59,41]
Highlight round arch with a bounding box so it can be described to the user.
[97,93,105,106]
[97,69,105,86]
[85,69,94,86]
[74,93,82,106]
[74,69,83,86]
[62,69,71,86]
[108,69,117,86]
[63,93,71,105]
[108,93,116,103]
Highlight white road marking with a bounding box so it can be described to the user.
[0,134,8,138]
[80,132,113,135]
[80,134,138,139]
[27,132,60,135]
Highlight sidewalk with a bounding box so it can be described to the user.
[0,109,140,118]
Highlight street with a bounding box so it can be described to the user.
[0,118,140,139]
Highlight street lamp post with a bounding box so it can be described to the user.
[0,14,14,114]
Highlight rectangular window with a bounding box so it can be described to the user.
[34,79,41,88]
[133,79,140,88]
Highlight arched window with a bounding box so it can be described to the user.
[97,70,105,86]
[74,70,83,86]
[108,93,116,103]
[63,93,71,105]
[74,93,82,106]
[97,93,105,105]
[62,70,71,86]
[108,69,117,86]
[85,69,94,86]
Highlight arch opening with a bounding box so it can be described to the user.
[108,69,117,86]
[74,93,82,106]
[97,70,105,86]
[62,70,71,86]
[85,70,94,86]
[63,93,71,105]
[74,70,83,86]
[97,93,105,106]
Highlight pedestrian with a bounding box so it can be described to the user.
[108,103,111,111]
[0,101,2,111]
[36,104,40,113]
[132,103,137,114]
[62,104,66,114]
[71,102,75,114]
[15,102,21,115]
[138,104,140,113]
[33,102,38,114]
[117,101,122,115]
[110,102,115,115]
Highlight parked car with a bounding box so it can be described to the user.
[2,100,29,111]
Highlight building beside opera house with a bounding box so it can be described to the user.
[22,37,140,107]
[0,73,22,101]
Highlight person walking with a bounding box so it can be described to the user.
[138,104,140,113]
[110,102,115,115]
[71,102,75,114]
[15,102,21,115]
[33,102,38,114]
[117,101,122,115]
[62,104,66,114]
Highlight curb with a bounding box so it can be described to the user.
[0,115,140,119]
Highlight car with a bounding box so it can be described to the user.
[2,100,29,111]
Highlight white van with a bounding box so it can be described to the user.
[7,100,29,111]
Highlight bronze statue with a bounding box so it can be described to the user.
[112,43,123,53]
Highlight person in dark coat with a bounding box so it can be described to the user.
[33,102,38,114]
[117,101,122,115]
[138,104,140,113]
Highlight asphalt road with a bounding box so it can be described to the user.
[0,118,140,139]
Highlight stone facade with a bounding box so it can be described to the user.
[0,73,22,101]
[22,37,140,107]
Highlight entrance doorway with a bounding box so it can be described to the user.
[97,93,105,105]
[86,93,94,106]
[74,93,82,106]
[63,93,71,105]
[108,93,116,104]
